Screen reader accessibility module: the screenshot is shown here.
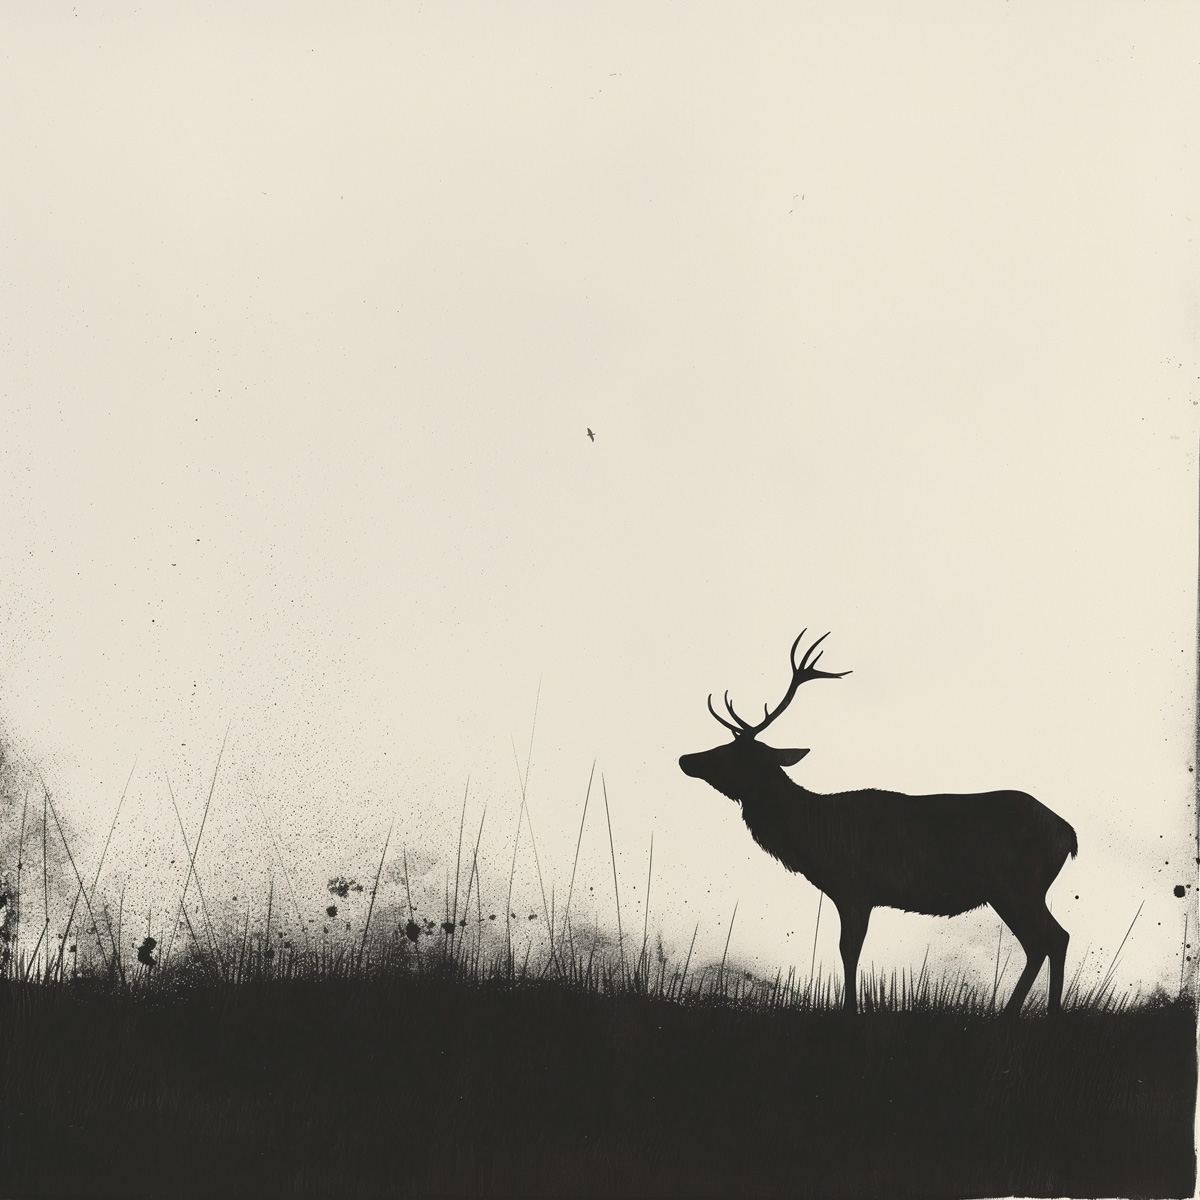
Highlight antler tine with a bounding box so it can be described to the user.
[788,628,809,671]
[797,630,831,672]
[707,693,742,735]
[798,631,852,680]
[724,690,755,732]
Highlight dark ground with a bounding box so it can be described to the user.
[1,974,1194,1197]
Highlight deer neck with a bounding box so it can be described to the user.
[736,771,822,878]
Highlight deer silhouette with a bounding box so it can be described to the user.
[679,631,1077,1016]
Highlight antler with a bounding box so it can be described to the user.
[714,629,851,738]
[707,690,757,735]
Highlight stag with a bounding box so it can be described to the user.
[678,631,1077,1016]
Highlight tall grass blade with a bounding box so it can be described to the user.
[601,773,625,982]
[22,918,48,984]
[509,717,554,969]
[562,759,596,959]
[718,900,738,996]
[401,847,415,921]
[1100,900,1144,994]
[13,786,29,971]
[164,773,221,966]
[43,781,109,974]
[114,881,126,984]
[162,725,230,969]
[249,780,310,951]
[639,833,654,984]
[458,804,487,953]
[41,786,48,956]
[263,877,276,978]
[1181,911,1189,997]
[809,891,823,983]
[990,924,1004,1012]
[452,775,470,928]
[358,816,394,972]
[503,767,523,968]
[85,759,138,957]
[679,922,698,999]
[504,680,542,970]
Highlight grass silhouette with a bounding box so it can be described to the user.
[0,759,1195,1197]
[2,938,1194,1198]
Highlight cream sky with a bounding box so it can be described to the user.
[2,2,1197,993]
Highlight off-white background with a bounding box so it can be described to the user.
[2,3,1197,993]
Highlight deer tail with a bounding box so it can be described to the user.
[1062,821,1079,860]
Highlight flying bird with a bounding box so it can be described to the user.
[586,428,595,442]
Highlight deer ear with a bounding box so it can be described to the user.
[776,748,810,766]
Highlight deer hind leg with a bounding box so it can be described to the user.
[992,899,1046,1017]
[994,897,1063,1017]
[835,902,871,1015]
[1044,910,1069,1014]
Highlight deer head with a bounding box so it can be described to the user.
[678,630,850,801]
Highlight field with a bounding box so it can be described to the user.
[0,749,1195,1198]
[1,936,1195,1198]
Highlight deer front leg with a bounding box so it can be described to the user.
[835,901,871,1015]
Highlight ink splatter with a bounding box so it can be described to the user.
[404,920,420,943]
[1175,885,1187,898]
[326,905,338,918]
[137,936,157,967]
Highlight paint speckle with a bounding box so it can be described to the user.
[1175,885,1187,898]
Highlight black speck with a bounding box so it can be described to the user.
[1175,885,1187,898]
[326,905,338,918]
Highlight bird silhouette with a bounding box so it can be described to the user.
[586,428,595,442]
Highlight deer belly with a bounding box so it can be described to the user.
[878,886,987,917]
[870,857,988,916]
